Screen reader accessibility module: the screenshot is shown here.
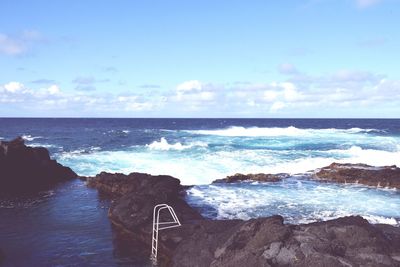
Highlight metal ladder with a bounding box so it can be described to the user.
[150,204,181,264]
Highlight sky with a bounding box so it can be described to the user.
[0,0,399,118]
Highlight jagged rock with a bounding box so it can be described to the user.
[313,162,400,188]
[0,137,77,194]
[86,171,203,229]
[87,171,400,267]
[213,173,289,183]
[171,216,400,267]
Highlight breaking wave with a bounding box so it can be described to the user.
[146,137,208,151]
[186,179,400,225]
[187,126,381,137]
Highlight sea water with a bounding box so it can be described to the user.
[1,118,400,265]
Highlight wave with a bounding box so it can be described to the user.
[146,137,208,151]
[29,143,58,148]
[22,135,42,141]
[326,146,400,167]
[186,181,400,225]
[187,126,381,137]
[57,144,400,185]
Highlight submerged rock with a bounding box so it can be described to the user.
[0,137,77,194]
[88,171,400,267]
[313,162,400,188]
[213,173,289,183]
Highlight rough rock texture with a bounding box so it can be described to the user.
[171,215,400,267]
[314,162,400,188]
[86,171,203,229]
[213,173,289,183]
[88,171,400,267]
[0,137,77,193]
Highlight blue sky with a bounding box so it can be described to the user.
[0,0,399,117]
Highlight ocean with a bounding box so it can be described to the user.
[1,118,400,266]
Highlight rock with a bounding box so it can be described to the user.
[313,162,400,188]
[0,249,4,264]
[213,173,289,183]
[86,171,203,229]
[0,137,77,194]
[171,215,400,267]
[88,171,400,267]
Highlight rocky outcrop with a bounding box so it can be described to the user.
[171,215,400,267]
[86,171,203,229]
[0,137,77,193]
[314,162,400,188]
[213,173,289,183]
[0,248,4,264]
[87,171,400,267]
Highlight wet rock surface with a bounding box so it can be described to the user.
[213,173,289,183]
[0,137,77,194]
[0,249,4,264]
[87,171,400,267]
[314,162,400,188]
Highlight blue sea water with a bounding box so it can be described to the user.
[1,118,400,266]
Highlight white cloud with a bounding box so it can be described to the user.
[264,90,278,102]
[270,101,286,112]
[176,80,202,92]
[1,69,399,117]
[4,82,24,93]
[48,85,61,95]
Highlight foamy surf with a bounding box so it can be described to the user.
[186,178,400,225]
[187,126,381,137]
[146,137,208,151]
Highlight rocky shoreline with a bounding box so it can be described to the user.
[85,171,400,267]
[1,138,400,266]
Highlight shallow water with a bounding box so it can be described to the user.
[186,176,400,226]
[0,180,151,267]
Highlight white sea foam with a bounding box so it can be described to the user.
[186,180,400,225]
[29,143,58,148]
[22,135,42,141]
[57,143,400,185]
[187,126,379,137]
[146,137,208,151]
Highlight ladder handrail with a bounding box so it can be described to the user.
[150,204,181,264]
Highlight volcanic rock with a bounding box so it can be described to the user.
[0,137,77,193]
[171,215,400,267]
[213,173,289,183]
[88,171,400,267]
[0,249,4,264]
[313,162,400,188]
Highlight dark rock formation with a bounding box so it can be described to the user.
[213,173,289,183]
[87,171,400,267]
[0,248,4,264]
[171,215,400,267]
[0,137,77,193]
[314,162,400,188]
[86,171,203,229]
